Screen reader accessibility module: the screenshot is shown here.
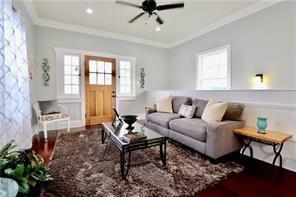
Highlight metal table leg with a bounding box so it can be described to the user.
[120,150,131,180]
[241,138,253,158]
[163,139,167,166]
[159,139,167,166]
[272,143,283,168]
[101,128,107,144]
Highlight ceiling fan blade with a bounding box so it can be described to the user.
[128,12,145,23]
[153,13,164,25]
[157,3,184,11]
[115,0,142,9]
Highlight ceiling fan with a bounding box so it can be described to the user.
[115,0,185,25]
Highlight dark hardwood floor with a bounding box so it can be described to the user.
[32,126,296,197]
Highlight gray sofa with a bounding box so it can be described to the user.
[145,96,245,159]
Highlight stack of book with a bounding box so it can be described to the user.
[122,132,147,143]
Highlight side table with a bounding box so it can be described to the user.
[233,127,292,168]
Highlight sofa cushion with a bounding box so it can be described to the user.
[172,96,192,113]
[201,99,228,122]
[222,103,245,121]
[178,104,196,118]
[169,118,207,142]
[147,112,180,128]
[156,96,173,113]
[193,99,208,118]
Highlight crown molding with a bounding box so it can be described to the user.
[22,0,282,49]
[22,0,38,24]
[36,18,170,48]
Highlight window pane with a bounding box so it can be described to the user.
[72,56,79,66]
[64,55,71,65]
[64,66,71,75]
[125,78,131,86]
[201,79,227,90]
[72,85,79,94]
[120,85,127,93]
[64,75,71,84]
[125,86,131,94]
[89,61,97,72]
[64,85,72,94]
[105,74,112,85]
[72,65,79,75]
[89,73,96,84]
[64,54,81,95]
[97,74,104,85]
[72,76,79,85]
[125,63,131,70]
[105,62,112,74]
[125,70,131,78]
[97,61,104,73]
[198,47,229,90]
[120,78,126,85]
[120,62,126,70]
[120,69,126,77]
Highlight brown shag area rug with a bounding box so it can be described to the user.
[41,128,243,197]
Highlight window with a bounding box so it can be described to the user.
[89,60,113,85]
[64,55,80,95]
[197,45,231,90]
[119,61,132,95]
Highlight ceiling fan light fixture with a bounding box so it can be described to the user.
[116,0,184,25]
[155,27,161,31]
[86,8,93,14]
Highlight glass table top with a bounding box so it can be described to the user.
[102,122,165,145]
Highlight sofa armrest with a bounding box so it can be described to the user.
[145,107,157,116]
[145,107,157,125]
[206,120,245,159]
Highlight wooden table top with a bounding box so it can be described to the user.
[233,127,292,144]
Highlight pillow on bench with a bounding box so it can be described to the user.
[38,100,60,115]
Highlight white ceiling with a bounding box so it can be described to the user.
[30,0,260,44]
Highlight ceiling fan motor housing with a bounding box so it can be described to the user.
[142,0,157,14]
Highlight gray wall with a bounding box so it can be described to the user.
[168,2,296,90]
[34,26,169,114]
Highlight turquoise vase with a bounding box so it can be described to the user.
[257,117,267,134]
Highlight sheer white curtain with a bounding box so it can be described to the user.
[0,0,32,149]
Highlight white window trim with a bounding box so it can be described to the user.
[117,58,136,100]
[55,47,136,101]
[56,52,83,99]
[196,44,232,90]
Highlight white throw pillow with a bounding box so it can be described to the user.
[201,99,228,122]
[178,104,196,118]
[156,96,173,113]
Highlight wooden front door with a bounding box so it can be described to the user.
[85,56,116,125]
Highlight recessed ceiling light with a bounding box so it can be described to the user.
[155,27,161,32]
[86,8,93,14]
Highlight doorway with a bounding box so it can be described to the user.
[85,56,116,125]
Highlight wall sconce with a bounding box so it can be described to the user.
[255,74,263,83]
[254,73,266,89]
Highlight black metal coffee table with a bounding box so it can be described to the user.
[101,122,167,180]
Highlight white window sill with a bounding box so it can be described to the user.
[117,96,136,101]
